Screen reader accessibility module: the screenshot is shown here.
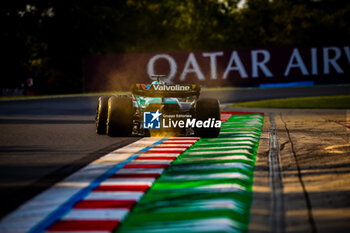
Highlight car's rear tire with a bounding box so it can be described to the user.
[96,96,109,134]
[194,98,221,138]
[107,96,134,137]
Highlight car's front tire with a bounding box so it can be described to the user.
[107,96,134,137]
[194,98,221,138]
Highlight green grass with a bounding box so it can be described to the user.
[230,95,350,109]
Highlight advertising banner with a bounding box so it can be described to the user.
[84,46,350,91]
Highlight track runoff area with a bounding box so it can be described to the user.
[0,112,264,233]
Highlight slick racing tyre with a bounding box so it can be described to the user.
[195,98,221,138]
[107,96,134,137]
[96,96,109,134]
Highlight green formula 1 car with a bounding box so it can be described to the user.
[96,76,221,137]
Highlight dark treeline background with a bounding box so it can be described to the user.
[1,0,349,94]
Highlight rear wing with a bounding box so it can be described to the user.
[131,84,201,98]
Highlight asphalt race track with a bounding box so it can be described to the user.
[0,85,349,232]
[0,96,140,218]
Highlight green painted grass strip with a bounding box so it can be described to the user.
[116,114,264,233]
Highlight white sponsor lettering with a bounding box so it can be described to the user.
[223,51,248,79]
[146,46,349,81]
[344,46,350,64]
[251,50,273,78]
[202,51,224,80]
[284,48,309,76]
[147,54,177,84]
[311,48,318,75]
[323,47,343,74]
[153,84,190,91]
[180,53,205,81]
